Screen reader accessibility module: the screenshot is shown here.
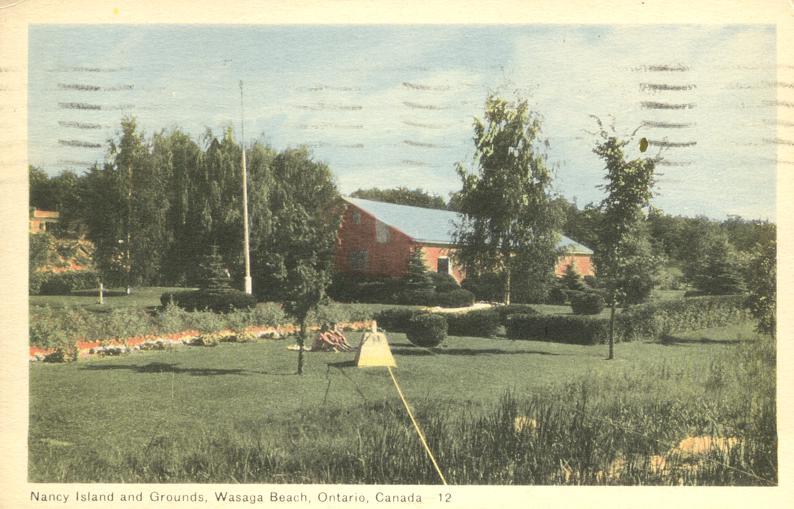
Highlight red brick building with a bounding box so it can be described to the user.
[29,208,60,233]
[335,197,594,283]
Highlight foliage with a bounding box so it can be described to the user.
[445,309,501,338]
[505,295,748,345]
[35,270,99,296]
[373,307,417,333]
[350,186,447,210]
[432,288,476,308]
[406,313,448,347]
[560,262,587,291]
[507,313,610,344]
[398,289,437,306]
[569,291,606,315]
[688,234,747,296]
[327,273,403,303]
[160,289,256,313]
[546,286,568,305]
[197,246,232,291]
[29,232,55,274]
[429,271,460,293]
[461,272,503,302]
[404,248,434,292]
[744,240,776,337]
[247,147,343,373]
[494,304,540,326]
[453,94,562,305]
[590,119,657,358]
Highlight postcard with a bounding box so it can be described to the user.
[1,1,792,508]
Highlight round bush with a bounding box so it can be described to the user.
[406,313,448,347]
[570,291,606,315]
[433,289,475,308]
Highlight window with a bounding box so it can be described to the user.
[375,220,390,244]
[349,250,368,271]
[352,211,361,224]
[437,257,450,274]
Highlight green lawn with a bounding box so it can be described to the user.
[29,321,772,484]
[30,286,191,311]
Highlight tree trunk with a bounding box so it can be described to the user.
[607,297,616,360]
[297,317,307,375]
[503,266,512,306]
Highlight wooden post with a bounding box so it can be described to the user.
[98,282,104,305]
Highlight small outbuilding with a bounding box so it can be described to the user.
[335,196,594,283]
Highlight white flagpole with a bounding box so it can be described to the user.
[240,80,252,295]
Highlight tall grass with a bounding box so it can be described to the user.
[30,336,775,485]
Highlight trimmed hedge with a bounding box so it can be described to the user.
[406,313,447,347]
[327,273,403,303]
[33,270,99,295]
[160,289,257,313]
[506,314,609,345]
[506,295,748,345]
[570,291,606,315]
[446,309,500,338]
[495,304,540,326]
[373,307,416,333]
[433,289,476,308]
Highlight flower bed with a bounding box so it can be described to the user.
[29,320,374,362]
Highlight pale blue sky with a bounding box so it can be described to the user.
[28,24,777,220]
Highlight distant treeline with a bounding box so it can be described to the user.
[30,117,340,293]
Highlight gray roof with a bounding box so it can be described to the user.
[343,196,593,255]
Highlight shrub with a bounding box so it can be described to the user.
[506,314,610,345]
[433,289,475,308]
[495,304,539,326]
[36,270,99,295]
[560,262,587,291]
[446,309,500,338]
[546,286,568,305]
[406,313,447,347]
[374,307,417,333]
[570,291,606,315]
[505,294,748,345]
[429,272,460,293]
[160,289,256,313]
[583,275,599,289]
[617,295,748,342]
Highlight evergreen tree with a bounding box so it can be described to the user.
[197,245,231,292]
[405,248,434,292]
[560,261,587,291]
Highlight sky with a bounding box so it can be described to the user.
[28,24,779,220]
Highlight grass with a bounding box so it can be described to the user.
[30,286,190,311]
[29,320,775,484]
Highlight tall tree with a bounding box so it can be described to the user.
[453,94,561,305]
[351,187,447,210]
[591,119,656,360]
[252,147,342,374]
